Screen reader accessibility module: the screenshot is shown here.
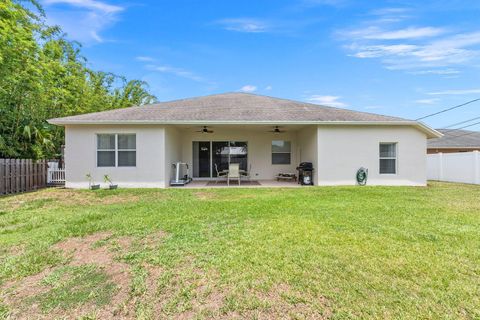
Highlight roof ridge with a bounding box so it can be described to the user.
[228,92,409,121]
[136,92,408,121]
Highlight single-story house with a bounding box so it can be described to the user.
[427,129,480,154]
[48,93,441,188]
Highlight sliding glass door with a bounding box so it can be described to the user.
[212,142,230,176]
[193,141,248,178]
[192,141,211,178]
[228,141,248,172]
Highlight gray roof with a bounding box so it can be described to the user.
[427,129,480,148]
[48,93,440,138]
[49,92,406,123]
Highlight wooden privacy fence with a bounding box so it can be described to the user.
[0,159,48,195]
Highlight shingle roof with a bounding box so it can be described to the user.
[49,92,407,123]
[48,92,441,138]
[427,129,480,148]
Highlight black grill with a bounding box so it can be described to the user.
[296,162,314,185]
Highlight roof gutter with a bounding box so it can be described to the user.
[47,119,442,139]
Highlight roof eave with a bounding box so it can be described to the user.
[48,119,441,138]
[427,146,480,149]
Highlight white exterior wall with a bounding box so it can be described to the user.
[164,126,182,183]
[427,151,480,184]
[64,124,429,188]
[64,125,166,188]
[317,125,427,186]
[179,127,298,180]
[297,126,319,185]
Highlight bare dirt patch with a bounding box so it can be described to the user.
[146,256,229,319]
[194,191,218,200]
[141,230,168,248]
[1,232,136,319]
[1,189,141,211]
[251,283,332,319]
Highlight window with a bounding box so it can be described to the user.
[97,134,116,167]
[272,140,291,165]
[97,134,136,167]
[118,134,136,167]
[379,143,397,174]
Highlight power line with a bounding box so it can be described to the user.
[447,120,480,132]
[416,98,480,121]
[435,122,480,143]
[443,115,480,129]
[439,130,480,143]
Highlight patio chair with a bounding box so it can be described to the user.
[227,163,241,186]
[241,164,252,181]
[214,163,228,184]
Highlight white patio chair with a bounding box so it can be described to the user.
[214,163,228,184]
[241,164,252,181]
[227,163,241,186]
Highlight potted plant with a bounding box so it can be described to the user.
[104,174,118,190]
[86,173,100,190]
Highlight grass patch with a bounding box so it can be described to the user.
[34,265,116,311]
[0,182,479,319]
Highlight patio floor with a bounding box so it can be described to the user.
[180,180,301,188]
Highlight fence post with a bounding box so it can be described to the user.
[42,160,45,187]
[474,151,480,185]
[6,159,11,194]
[20,159,24,192]
[26,159,31,191]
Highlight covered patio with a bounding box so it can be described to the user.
[182,179,301,188]
[168,123,317,186]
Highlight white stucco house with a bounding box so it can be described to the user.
[48,93,441,188]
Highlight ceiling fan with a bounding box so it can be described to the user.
[196,126,214,134]
[268,126,285,134]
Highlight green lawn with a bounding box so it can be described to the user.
[0,182,479,319]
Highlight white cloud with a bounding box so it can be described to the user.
[344,30,480,70]
[306,95,347,107]
[347,26,445,40]
[148,65,206,82]
[351,44,418,58]
[216,18,269,33]
[338,7,480,72]
[371,8,410,16]
[415,98,440,104]
[136,56,156,62]
[240,85,257,92]
[43,0,123,13]
[409,69,460,75]
[371,27,444,40]
[428,88,480,95]
[265,85,272,90]
[43,0,124,44]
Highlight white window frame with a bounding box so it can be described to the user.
[96,134,136,167]
[271,140,291,165]
[379,142,397,175]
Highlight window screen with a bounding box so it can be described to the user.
[97,134,136,167]
[97,134,116,167]
[272,140,291,165]
[379,143,397,174]
[118,134,136,167]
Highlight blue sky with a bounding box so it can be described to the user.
[41,0,480,129]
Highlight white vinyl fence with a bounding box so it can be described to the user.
[427,151,480,184]
[47,161,66,185]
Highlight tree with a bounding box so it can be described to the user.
[0,0,156,159]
